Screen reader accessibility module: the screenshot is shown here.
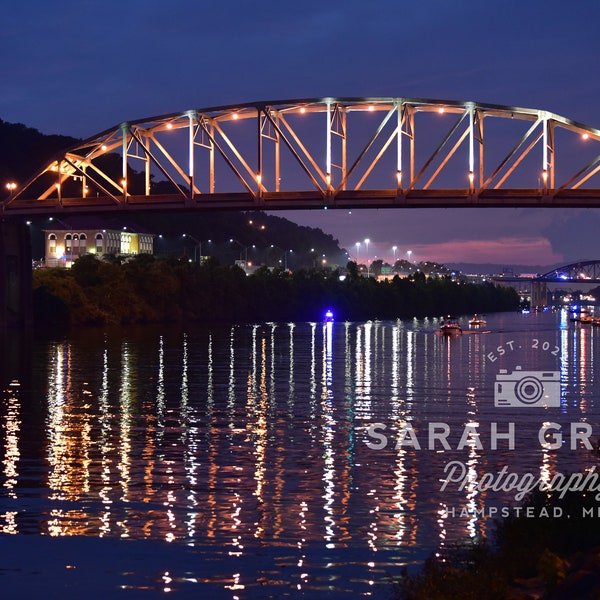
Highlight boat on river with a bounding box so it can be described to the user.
[440,316,462,336]
[469,314,487,327]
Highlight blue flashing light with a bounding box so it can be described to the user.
[324,309,334,322]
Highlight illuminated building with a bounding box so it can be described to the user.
[42,217,155,268]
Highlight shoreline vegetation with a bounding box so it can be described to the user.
[32,254,520,330]
[395,488,600,600]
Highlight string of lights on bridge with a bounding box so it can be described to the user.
[4,97,600,215]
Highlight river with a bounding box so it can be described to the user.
[0,309,599,598]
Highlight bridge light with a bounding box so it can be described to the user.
[232,113,239,120]
[300,107,306,114]
[326,173,331,186]
[101,144,107,151]
[542,169,548,183]
[396,170,402,185]
[368,105,374,112]
[582,133,589,140]
[256,173,262,185]
[438,107,445,114]
[468,170,475,184]
[166,123,173,130]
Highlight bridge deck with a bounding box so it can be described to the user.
[6,188,600,216]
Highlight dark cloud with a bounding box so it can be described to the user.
[543,210,600,262]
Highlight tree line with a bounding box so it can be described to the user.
[32,254,520,330]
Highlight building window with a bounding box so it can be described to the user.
[95,233,103,254]
[80,233,87,251]
[65,233,72,253]
[48,233,57,254]
[121,233,131,254]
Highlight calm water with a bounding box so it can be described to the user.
[1,310,599,598]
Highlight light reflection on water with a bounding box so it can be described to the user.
[1,310,600,597]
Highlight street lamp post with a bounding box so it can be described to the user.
[5,182,17,199]
[269,244,291,270]
[48,216,73,267]
[392,245,398,265]
[182,233,210,263]
[355,241,360,264]
[229,238,249,265]
[407,249,413,263]
[364,238,370,277]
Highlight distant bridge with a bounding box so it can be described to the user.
[493,260,600,308]
[537,260,600,284]
[494,261,600,285]
[4,97,600,217]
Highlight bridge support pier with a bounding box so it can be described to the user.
[531,281,549,309]
[0,221,32,330]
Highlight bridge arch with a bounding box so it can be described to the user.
[4,97,600,216]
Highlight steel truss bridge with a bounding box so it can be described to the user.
[538,260,600,284]
[4,97,600,217]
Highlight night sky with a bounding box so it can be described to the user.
[3,0,600,267]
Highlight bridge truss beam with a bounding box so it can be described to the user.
[538,260,600,283]
[4,97,600,216]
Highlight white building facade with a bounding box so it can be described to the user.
[44,226,155,268]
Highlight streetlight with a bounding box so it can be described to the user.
[407,250,413,263]
[182,233,210,263]
[392,245,398,264]
[269,244,292,270]
[364,238,370,277]
[229,238,249,264]
[5,182,17,199]
[48,216,73,267]
[355,241,361,263]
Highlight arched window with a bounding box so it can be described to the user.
[48,233,57,254]
[80,233,87,251]
[73,234,80,249]
[95,232,103,254]
[65,233,72,253]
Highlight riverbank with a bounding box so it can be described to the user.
[394,488,600,600]
[32,254,520,329]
